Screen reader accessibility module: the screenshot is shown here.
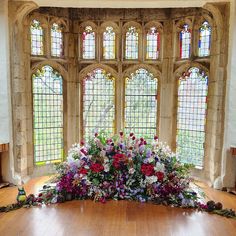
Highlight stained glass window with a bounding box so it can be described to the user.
[125,68,158,139]
[125,26,138,59]
[83,69,115,139]
[180,24,191,59]
[82,26,95,59]
[31,19,44,56]
[176,67,208,167]
[51,23,63,57]
[32,65,64,164]
[103,26,116,59]
[199,21,211,57]
[146,27,160,60]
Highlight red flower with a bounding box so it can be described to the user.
[156,171,164,181]
[112,153,128,169]
[90,163,104,173]
[141,164,154,176]
[80,140,85,146]
[79,168,88,175]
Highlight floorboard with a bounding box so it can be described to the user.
[0,177,236,236]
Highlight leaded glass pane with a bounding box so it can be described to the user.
[31,19,44,56]
[33,65,64,164]
[198,21,211,57]
[125,26,138,59]
[82,26,96,59]
[83,69,115,139]
[146,27,160,60]
[176,67,208,167]
[180,24,191,59]
[125,68,158,140]
[51,23,63,57]
[103,26,116,59]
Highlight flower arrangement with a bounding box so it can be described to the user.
[0,132,235,219]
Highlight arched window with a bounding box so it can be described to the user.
[125,68,158,139]
[32,65,64,164]
[82,26,96,59]
[198,21,211,57]
[176,67,208,167]
[125,26,138,59]
[146,27,160,60]
[83,68,115,139]
[180,24,191,59]
[103,26,116,60]
[30,19,44,56]
[51,23,63,57]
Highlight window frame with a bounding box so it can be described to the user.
[31,65,65,165]
[144,21,163,62]
[122,21,142,62]
[79,21,98,61]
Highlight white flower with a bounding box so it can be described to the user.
[84,165,90,169]
[104,164,110,172]
[67,156,81,167]
[128,168,135,174]
[145,176,157,184]
[100,150,106,157]
[154,162,165,172]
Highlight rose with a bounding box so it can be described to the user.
[90,163,104,173]
[79,168,88,175]
[112,153,128,169]
[156,171,164,181]
[141,164,155,176]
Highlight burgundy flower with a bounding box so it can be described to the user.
[90,163,104,173]
[119,131,124,136]
[129,132,134,137]
[156,171,164,181]
[141,164,155,176]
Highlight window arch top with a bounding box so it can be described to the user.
[176,67,208,167]
[198,21,211,57]
[51,23,64,57]
[180,24,191,59]
[125,26,139,60]
[146,26,160,60]
[82,25,96,59]
[31,19,44,56]
[103,26,116,60]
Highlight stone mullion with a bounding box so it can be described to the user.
[65,20,78,153]
[159,20,175,148]
[116,21,123,133]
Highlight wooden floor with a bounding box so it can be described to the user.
[0,177,236,236]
